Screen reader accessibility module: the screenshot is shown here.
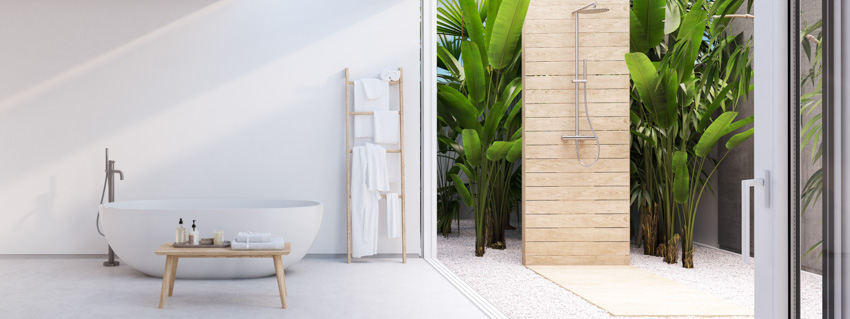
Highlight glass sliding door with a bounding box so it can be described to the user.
[755,0,844,317]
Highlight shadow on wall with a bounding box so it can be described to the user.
[0,0,219,103]
[0,0,396,184]
[18,176,57,229]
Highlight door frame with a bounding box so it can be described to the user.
[754,0,791,317]
[421,0,438,259]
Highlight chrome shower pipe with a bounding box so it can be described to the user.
[562,2,608,167]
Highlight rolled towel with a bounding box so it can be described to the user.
[380,70,392,82]
[236,232,271,243]
[231,237,285,250]
[389,70,401,81]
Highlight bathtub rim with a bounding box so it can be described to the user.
[100,199,323,211]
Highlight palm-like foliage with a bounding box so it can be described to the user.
[627,0,755,267]
[436,0,527,256]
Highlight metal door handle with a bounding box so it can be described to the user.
[740,170,769,264]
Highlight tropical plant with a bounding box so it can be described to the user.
[436,0,527,256]
[628,0,755,267]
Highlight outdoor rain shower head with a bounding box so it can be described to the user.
[572,2,610,15]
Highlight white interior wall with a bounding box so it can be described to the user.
[0,0,422,254]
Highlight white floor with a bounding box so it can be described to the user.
[0,255,486,319]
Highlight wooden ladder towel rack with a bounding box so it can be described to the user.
[344,67,406,264]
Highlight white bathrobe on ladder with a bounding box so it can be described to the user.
[351,143,390,258]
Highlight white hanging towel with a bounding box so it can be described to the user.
[373,111,400,144]
[386,193,401,239]
[365,143,391,193]
[353,79,389,138]
[351,146,379,258]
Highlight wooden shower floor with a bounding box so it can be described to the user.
[527,265,754,317]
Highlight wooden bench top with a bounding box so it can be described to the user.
[154,243,291,257]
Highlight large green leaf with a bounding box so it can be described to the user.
[498,77,522,105]
[674,0,707,80]
[662,68,679,127]
[504,98,523,129]
[461,41,488,104]
[437,45,464,81]
[725,127,754,149]
[484,0,502,45]
[481,101,508,147]
[486,141,513,161]
[455,163,475,180]
[437,85,483,131]
[487,0,529,69]
[462,129,483,167]
[450,173,474,206]
[459,0,489,66]
[506,138,522,162]
[632,0,666,49]
[695,111,737,157]
[664,0,681,34]
[629,10,650,53]
[721,115,754,136]
[625,53,672,127]
[673,151,689,203]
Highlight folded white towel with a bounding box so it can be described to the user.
[390,70,401,81]
[235,232,271,243]
[353,79,390,138]
[373,111,400,144]
[230,237,285,250]
[380,70,392,82]
[387,193,401,239]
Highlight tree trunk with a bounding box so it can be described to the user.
[663,233,680,264]
[640,204,659,256]
[682,247,694,268]
[488,207,507,250]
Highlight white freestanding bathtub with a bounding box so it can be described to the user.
[99,199,323,279]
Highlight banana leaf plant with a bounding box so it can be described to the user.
[437,0,528,256]
[628,0,754,267]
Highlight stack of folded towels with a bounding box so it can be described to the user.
[230,232,285,250]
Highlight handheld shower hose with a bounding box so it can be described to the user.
[576,71,600,167]
[95,171,107,236]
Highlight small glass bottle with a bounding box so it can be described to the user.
[176,218,187,245]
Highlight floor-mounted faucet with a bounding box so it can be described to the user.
[103,148,123,267]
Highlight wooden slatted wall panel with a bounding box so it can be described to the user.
[522,0,630,266]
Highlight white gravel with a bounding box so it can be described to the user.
[437,219,822,319]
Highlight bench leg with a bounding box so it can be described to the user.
[168,257,179,296]
[159,256,174,309]
[272,256,287,309]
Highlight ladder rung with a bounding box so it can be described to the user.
[348,80,401,85]
[348,112,404,116]
[349,149,401,153]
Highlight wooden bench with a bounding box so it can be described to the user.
[153,243,291,309]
